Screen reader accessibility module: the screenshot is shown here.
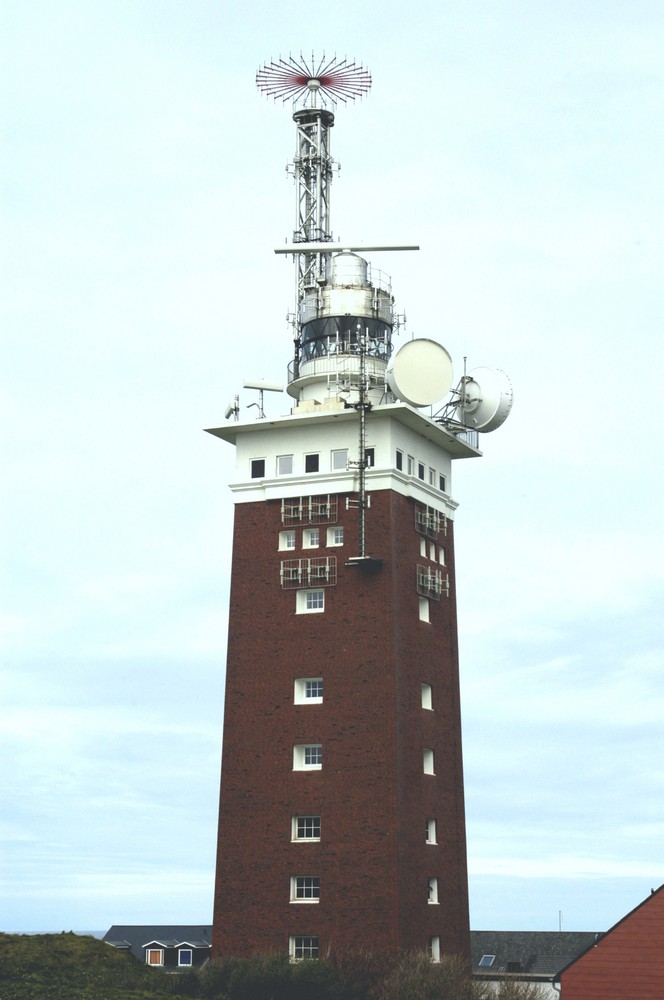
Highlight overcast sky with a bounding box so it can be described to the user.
[2,0,663,936]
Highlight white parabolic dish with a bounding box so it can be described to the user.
[386,339,454,407]
[458,367,513,432]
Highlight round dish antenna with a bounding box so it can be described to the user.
[456,367,513,432]
[256,53,371,107]
[387,339,454,408]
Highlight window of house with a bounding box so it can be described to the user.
[251,459,265,479]
[396,449,403,471]
[364,447,375,468]
[292,815,321,841]
[290,936,319,961]
[279,530,296,551]
[419,537,427,557]
[428,937,441,963]
[479,955,496,969]
[407,455,415,475]
[178,949,193,967]
[423,748,435,775]
[291,876,320,902]
[419,597,430,623]
[439,474,447,493]
[439,547,446,566]
[294,678,323,704]
[421,683,433,710]
[303,528,320,548]
[305,453,319,473]
[332,449,348,470]
[429,541,436,561]
[429,467,436,486]
[418,462,425,480]
[296,589,325,614]
[327,526,344,546]
[277,454,294,475]
[293,744,322,770]
[426,819,437,844]
[428,877,439,904]
[146,949,164,966]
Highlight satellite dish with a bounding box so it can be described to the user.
[386,339,453,407]
[456,367,513,432]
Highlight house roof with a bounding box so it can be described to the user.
[471,930,601,979]
[103,925,212,962]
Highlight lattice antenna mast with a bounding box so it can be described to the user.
[257,54,371,370]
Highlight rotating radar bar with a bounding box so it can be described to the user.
[256,53,371,107]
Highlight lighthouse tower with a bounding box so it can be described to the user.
[209,56,511,963]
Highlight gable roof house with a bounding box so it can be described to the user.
[471,931,599,998]
[103,925,211,971]
[555,885,664,999]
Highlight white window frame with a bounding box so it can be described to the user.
[327,526,344,547]
[429,936,441,963]
[429,467,436,486]
[423,748,435,775]
[439,547,446,566]
[426,818,437,844]
[428,877,439,904]
[289,935,319,961]
[293,743,322,771]
[296,589,325,614]
[331,448,348,470]
[146,949,164,966]
[396,449,403,471]
[279,529,296,551]
[303,527,320,549]
[419,597,430,623]
[294,677,323,704]
[292,815,321,841]
[277,454,294,476]
[439,474,447,493]
[304,453,319,473]
[250,458,265,479]
[178,949,193,967]
[407,455,415,475]
[419,537,427,557]
[421,683,433,710]
[290,875,320,903]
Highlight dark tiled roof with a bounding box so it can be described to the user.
[471,930,601,978]
[103,925,212,962]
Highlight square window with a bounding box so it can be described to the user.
[423,748,435,775]
[419,597,430,623]
[305,453,319,473]
[332,449,348,470]
[290,935,319,961]
[277,454,293,475]
[407,455,415,475]
[293,744,322,770]
[294,678,323,704]
[327,526,344,547]
[296,590,325,614]
[439,474,447,493]
[421,683,433,710]
[426,819,437,844]
[251,459,265,479]
[293,815,321,841]
[396,449,403,471]
[178,949,193,967]
[418,462,425,480]
[279,530,296,551]
[428,877,439,904]
[291,875,320,902]
[303,528,320,548]
[146,949,163,966]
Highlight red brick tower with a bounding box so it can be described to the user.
[209,56,512,963]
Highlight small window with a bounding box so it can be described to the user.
[438,547,446,566]
[439,474,447,493]
[296,589,325,614]
[178,949,193,967]
[291,875,320,902]
[277,454,294,475]
[332,449,348,470]
[292,815,321,841]
[419,537,427,557]
[305,453,319,473]
[396,449,403,471]
[419,597,430,623]
[507,962,522,973]
[479,955,496,969]
[428,877,439,904]
[426,819,437,844]
[294,678,323,704]
[429,541,436,561]
[146,949,164,966]
[364,447,375,468]
[423,748,435,775]
[421,683,433,710]
[418,462,425,480]
[293,744,322,770]
[407,455,415,475]
[251,458,265,479]
[327,526,344,547]
[303,528,320,548]
[428,937,441,963]
[290,935,319,961]
[279,530,296,551]
[429,467,436,486]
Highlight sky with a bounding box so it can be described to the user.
[1,0,663,936]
